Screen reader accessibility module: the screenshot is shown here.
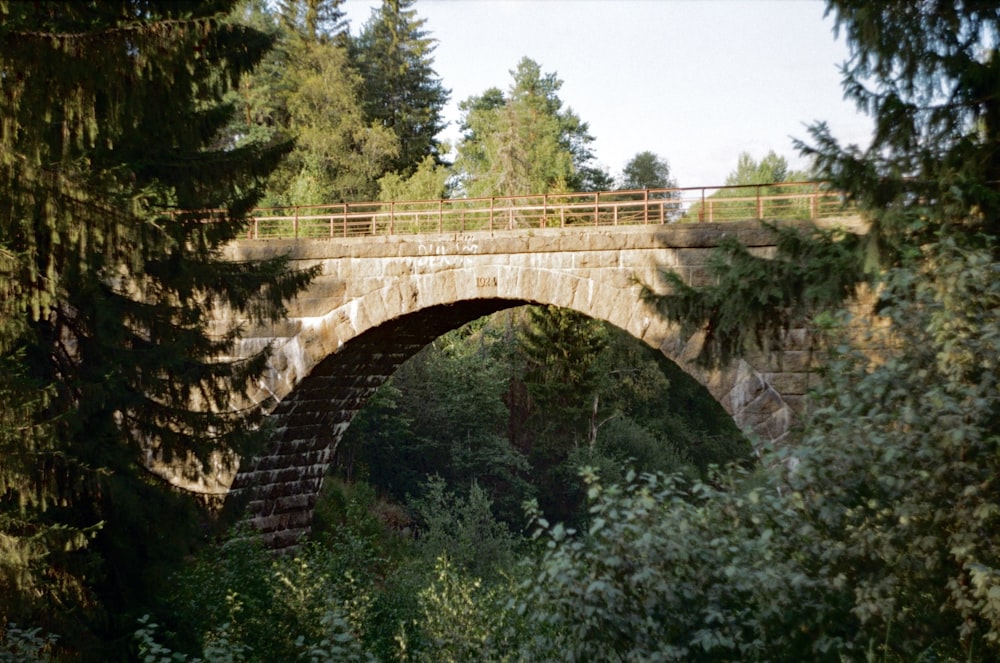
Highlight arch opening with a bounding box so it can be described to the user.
[230,298,752,547]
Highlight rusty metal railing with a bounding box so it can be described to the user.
[240,181,849,240]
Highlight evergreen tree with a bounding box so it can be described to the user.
[454,57,602,196]
[513,306,608,522]
[647,2,999,365]
[0,0,312,651]
[235,0,399,205]
[801,0,1000,260]
[353,0,449,178]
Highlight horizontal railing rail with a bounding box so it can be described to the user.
[240,181,852,240]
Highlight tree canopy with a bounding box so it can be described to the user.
[454,57,607,197]
[620,151,678,190]
[353,0,450,178]
[0,0,312,649]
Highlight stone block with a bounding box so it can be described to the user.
[760,371,815,398]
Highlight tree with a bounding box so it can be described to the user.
[635,0,1000,656]
[352,0,450,178]
[799,0,1000,259]
[454,57,602,197]
[232,0,400,205]
[377,154,450,201]
[650,0,1000,362]
[725,150,792,186]
[620,151,677,190]
[682,150,813,222]
[617,150,681,221]
[783,236,1000,659]
[0,0,312,650]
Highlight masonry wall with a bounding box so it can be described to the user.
[208,217,860,548]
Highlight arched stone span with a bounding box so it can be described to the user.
[219,220,854,547]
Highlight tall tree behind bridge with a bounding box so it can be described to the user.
[227,0,400,205]
[0,0,313,650]
[352,0,450,179]
[454,57,609,197]
[620,151,678,190]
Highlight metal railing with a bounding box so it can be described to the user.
[240,182,849,240]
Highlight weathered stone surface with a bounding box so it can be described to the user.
[205,218,871,549]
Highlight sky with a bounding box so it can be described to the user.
[340,0,875,188]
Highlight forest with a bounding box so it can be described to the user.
[1,0,999,661]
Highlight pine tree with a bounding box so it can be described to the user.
[232,0,400,205]
[0,0,313,649]
[353,0,449,178]
[647,3,1000,366]
[455,57,603,197]
[800,1,1000,259]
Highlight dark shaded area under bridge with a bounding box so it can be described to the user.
[228,299,529,549]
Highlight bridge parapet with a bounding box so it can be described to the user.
[239,182,849,240]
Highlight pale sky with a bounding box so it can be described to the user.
[341,0,874,188]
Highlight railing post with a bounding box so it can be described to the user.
[294,206,299,239]
[810,183,818,219]
[489,197,494,232]
[438,199,443,233]
[756,185,763,219]
[594,192,599,226]
[644,189,649,224]
[543,193,548,228]
[389,201,395,235]
[700,188,706,222]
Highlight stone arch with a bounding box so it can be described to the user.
[262,263,671,405]
[229,262,796,548]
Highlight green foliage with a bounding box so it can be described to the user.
[683,150,815,222]
[641,222,864,368]
[155,530,377,662]
[407,476,518,578]
[454,57,602,196]
[783,236,1000,659]
[353,0,449,177]
[620,150,678,190]
[233,0,401,205]
[378,154,450,202]
[726,150,796,186]
[400,555,516,663]
[339,306,750,529]
[0,624,57,663]
[509,467,842,661]
[339,319,534,524]
[799,1,1000,258]
[518,306,609,452]
[0,1,314,649]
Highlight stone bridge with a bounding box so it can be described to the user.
[199,215,860,548]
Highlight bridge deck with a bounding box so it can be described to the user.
[240,181,849,240]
